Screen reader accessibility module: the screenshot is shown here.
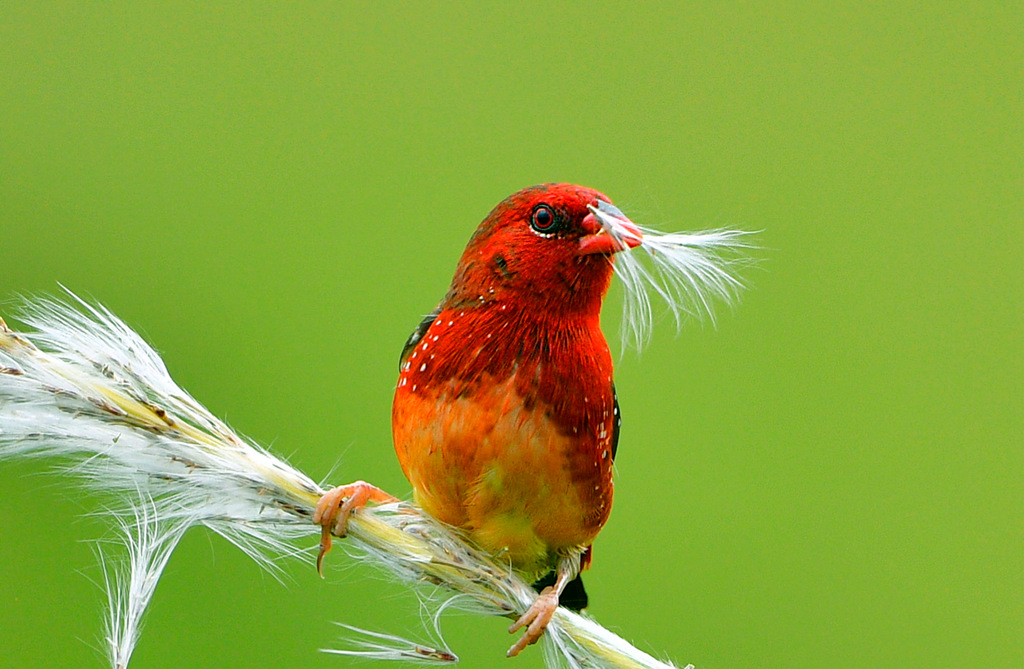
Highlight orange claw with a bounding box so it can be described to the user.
[507,586,560,657]
[313,480,397,576]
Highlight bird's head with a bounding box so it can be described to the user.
[444,183,642,317]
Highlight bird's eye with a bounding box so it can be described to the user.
[530,204,558,234]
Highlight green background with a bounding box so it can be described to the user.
[1,3,1021,667]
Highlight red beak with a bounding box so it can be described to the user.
[579,203,643,256]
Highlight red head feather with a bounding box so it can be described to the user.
[443,183,641,317]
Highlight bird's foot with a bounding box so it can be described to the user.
[313,481,396,575]
[507,586,559,657]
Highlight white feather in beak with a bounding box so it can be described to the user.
[589,200,758,350]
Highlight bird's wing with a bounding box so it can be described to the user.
[399,304,442,367]
[611,381,621,461]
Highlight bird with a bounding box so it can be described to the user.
[315,183,644,656]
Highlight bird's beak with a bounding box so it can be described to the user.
[579,201,644,255]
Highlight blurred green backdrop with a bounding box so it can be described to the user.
[1,3,1021,668]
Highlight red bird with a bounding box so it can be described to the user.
[316,183,642,656]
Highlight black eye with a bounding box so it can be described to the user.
[531,204,558,234]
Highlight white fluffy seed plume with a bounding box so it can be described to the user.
[589,200,757,350]
[0,291,683,669]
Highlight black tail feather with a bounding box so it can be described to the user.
[531,572,588,612]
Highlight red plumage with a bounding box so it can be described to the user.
[316,183,642,656]
[393,183,638,654]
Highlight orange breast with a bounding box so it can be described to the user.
[393,364,615,575]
